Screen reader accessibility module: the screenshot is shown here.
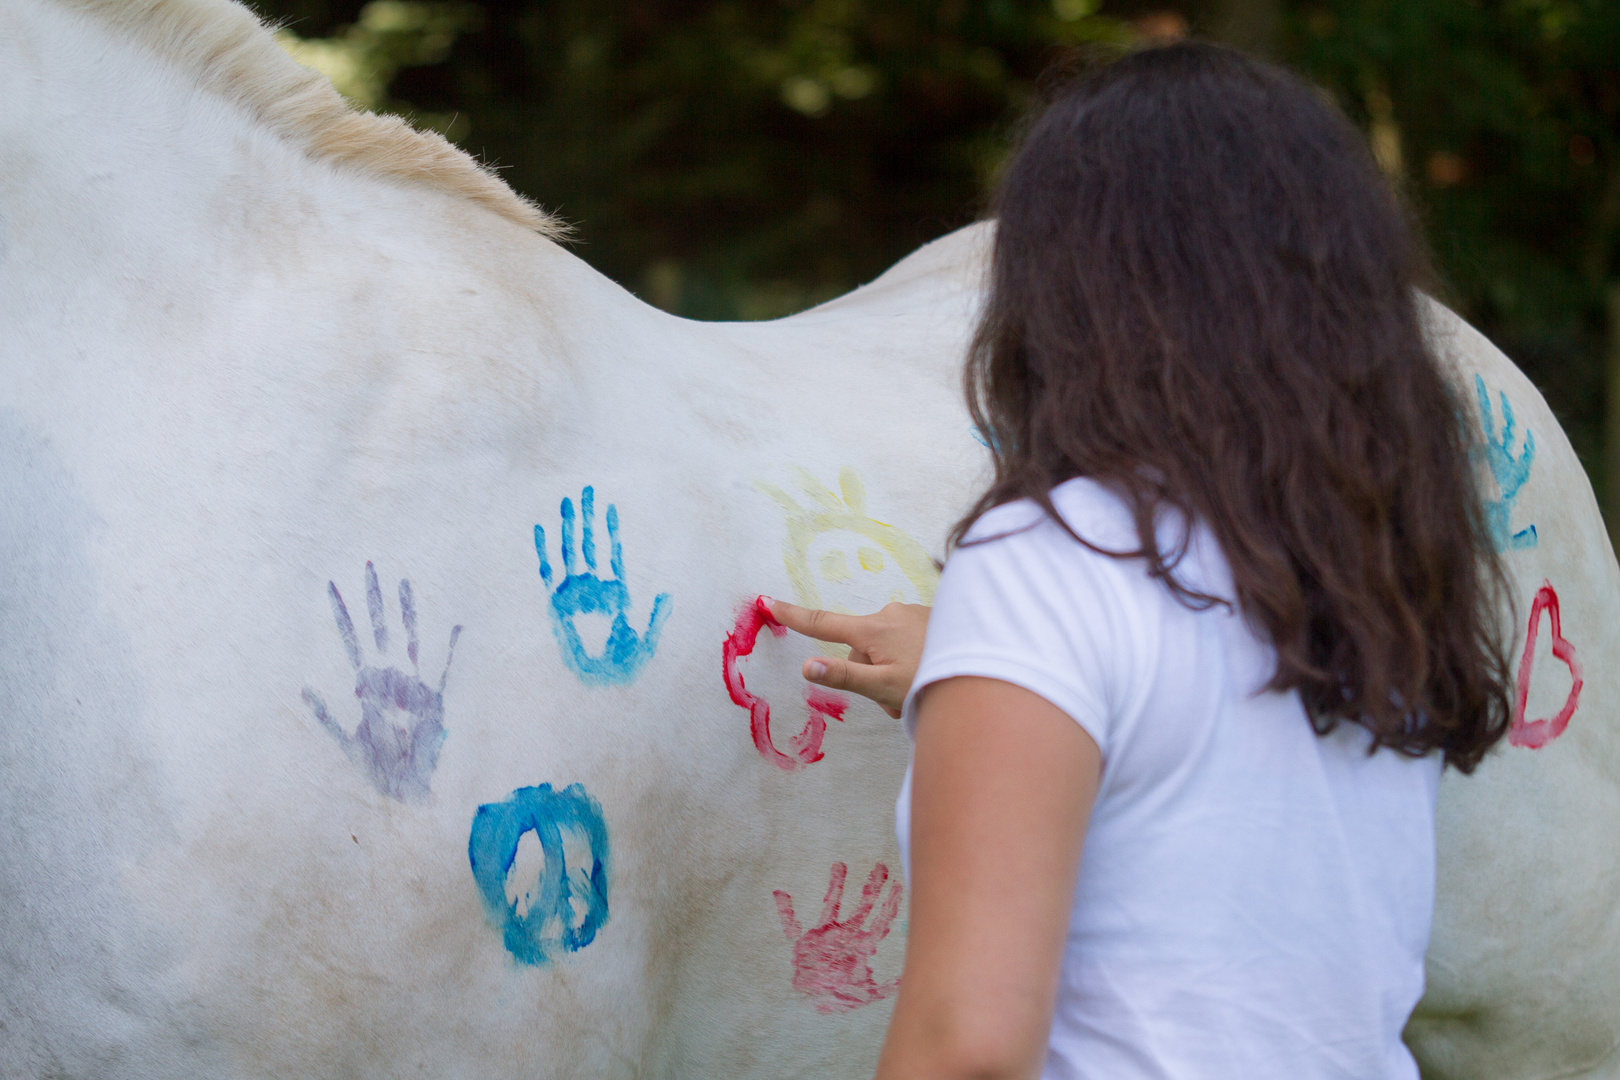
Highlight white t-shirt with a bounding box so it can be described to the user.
[898,477,1440,1080]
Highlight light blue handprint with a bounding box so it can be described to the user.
[1476,374,1538,552]
[535,486,672,685]
[468,782,610,966]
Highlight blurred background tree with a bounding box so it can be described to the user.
[254,0,1620,526]
[260,0,1129,319]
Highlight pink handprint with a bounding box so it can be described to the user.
[773,861,903,1012]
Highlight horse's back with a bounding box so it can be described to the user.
[0,26,985,1063]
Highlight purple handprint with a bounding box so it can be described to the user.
[303,561,462,802]
[774,861,903,1012]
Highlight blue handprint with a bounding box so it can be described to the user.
[1475,374,1538,552]
[468,783,610,966]
[535,486,672,686]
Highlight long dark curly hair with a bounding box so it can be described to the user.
[956,41,1513,771]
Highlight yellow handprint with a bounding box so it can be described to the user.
[757,467,939,657]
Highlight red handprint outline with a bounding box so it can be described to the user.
[723,596,849,771]
[1509,580,1584,749]
[774,861,903,1013]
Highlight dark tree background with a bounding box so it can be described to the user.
[253,0,1620,523]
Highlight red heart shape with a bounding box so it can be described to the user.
[1509,580,1583,749]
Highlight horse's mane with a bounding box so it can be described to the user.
[58,0,564,237]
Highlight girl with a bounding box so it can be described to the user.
[766,41,1511,1080]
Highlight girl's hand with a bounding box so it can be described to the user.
[763,598,929,719]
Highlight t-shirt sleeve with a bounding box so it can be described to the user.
[901,502,1131,757]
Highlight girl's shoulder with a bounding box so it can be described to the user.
[960,477,1233,607]
[962,477,1141,552]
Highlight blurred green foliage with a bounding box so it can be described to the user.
[273,1,480,114]
[1291,0,1620,475]
[255,0,1619,484]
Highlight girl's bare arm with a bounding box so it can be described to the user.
[876,676,1100,1080]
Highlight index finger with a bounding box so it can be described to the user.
[764,597,865,647]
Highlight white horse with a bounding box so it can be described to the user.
[0,1,1614,1077]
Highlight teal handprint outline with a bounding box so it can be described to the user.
[1475,374,1538,551]
[534,486,672,686]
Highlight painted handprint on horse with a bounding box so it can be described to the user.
[468,782,611,966]
[535,486,672,686]
[774,861,903,1012]
[303,561,462,802]
[1476,374,1538,551]
[757,466,939,659]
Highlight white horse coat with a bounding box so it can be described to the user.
[0,2,1615,1077]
